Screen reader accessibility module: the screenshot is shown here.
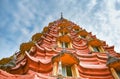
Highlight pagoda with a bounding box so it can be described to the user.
[0,14,120,79]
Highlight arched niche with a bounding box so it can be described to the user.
[88,39,104,53]
[77,30,88,38]
[72,25,81,32]
[57,35,72,48]
[59,28,69,36]
[52,52,79,77]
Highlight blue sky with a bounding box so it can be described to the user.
[0,0,120,59]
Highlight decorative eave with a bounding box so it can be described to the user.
[104,46,114,50]
[25,51,51,64]
[57,35,71,43]
[48,22,54,27]
[52,52,79,66]
[59,28,69,33]
[57,19,71,28]
[77,30,88,36]
[32,33,42,42]
[88,38,103,47]
[72,25,81,31]
[42,27,49,33]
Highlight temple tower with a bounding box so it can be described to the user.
[0,15,120,79]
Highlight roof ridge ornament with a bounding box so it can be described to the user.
[106,51,120,65]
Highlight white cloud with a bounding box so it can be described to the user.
[87,0,97,12]
[0,0,120,59]
[86,0,120,52]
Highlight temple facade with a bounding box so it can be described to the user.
[0,15,120,79]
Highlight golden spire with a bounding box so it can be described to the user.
[61,12,63,19]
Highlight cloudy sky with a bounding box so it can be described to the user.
[0,0,120,59]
